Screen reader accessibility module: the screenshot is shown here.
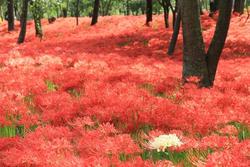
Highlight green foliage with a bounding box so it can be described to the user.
[229,121,250,141]
[141,148,213,166]
[117,38,132,47]
[45,80,58,91]
[0,125,25,138]
[67,88,81,98]
[0,126,16,137]
[139,83,182,104]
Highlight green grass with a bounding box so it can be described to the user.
[0,126,16,137]
[141,148,213,166]
[67,88,82,98]
[45,80,58,91]
[117,38,132,47]
[229,121,250,141]
[139,83,182,104]
[0,125,25,137]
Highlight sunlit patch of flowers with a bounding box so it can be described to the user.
[149,134,183,152]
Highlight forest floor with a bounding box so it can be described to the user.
[0,14,249,166]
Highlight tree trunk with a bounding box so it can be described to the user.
[163,4,169,28]
[62,8,67,17]
[209,0,219,16]
[146,0,153,25]
[170,0,178,28]
[76,0,80,25]
[199,0,204,15]
[91,0,100,25]
[31,0,43,38]
[201,0,233,86]
[167,8,181,55]
[180,0,208,80]
[126,0,130,15]
[103,0,112,16]
[17,0,29,44]
[7,0,15,31]
[234,0,245,14]
[34,15,42,38]
[34,18,42,38]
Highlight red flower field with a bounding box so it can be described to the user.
[0,14,249,166]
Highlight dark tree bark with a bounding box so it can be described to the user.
[62,8,67,17]
[199,0,204,15]
[171,0,178,28]
[209,0,219,16]
[62,0,69,18]
[163,5,169,28]
[158,0,171,28]
[7,0,15,31]
[167,7,181,55]
[91,0,100,25]
[180,0,233,87]
[202,0,233,86]
[17,0,29,44]
[180,0,208,80]
[233,0,245,14]
[146,0,153,25]
[76,0,80,25]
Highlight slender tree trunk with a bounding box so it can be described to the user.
[158,0,170,28]
[180,0,208,80]
[234,0,245,14]
[199,0,204,15]
[31,0,43,38]
[126,0,130,15]
[62,8,67,17]
[104,0,112,16]
[209,0,219,16]
[163,4,169,28]
[171,0,178,28]
[202,0,233,86]
[14,1,20,20]
[168,8,181,55]
[76,0,80,25]
[91,0,100,25]
[7,0,15,31]
[34,17,42,38]
[17,0,29,44]
[146,0,153,25]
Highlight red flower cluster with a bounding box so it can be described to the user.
[0,14,249,166]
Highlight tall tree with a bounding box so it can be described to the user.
[168,3,181,55]
[146,0,152,25]
[180,0,233,87]
[7,0,15,31]
[180,0,208,80]
[30,0,43,38]
[76,0,80,25]
[91,0,100,25]
[158,0,171,28]
[126,0,130,16]
[17,0,29,44]
[203,0,233,86]
[233,0,245,14]
[209,0,218,16]
[62,0,69,17]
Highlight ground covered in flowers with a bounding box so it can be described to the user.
[0,14,249,166]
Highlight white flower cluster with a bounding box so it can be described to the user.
[149,134,183,152]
